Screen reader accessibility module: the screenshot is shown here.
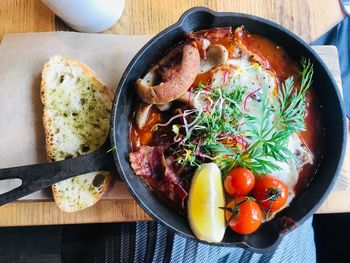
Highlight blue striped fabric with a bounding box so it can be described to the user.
[107,217,315,263]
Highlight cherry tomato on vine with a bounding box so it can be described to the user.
[252,175,288,212]
[225,196,262,235]
[224,167,255,196]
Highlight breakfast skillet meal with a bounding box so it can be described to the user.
[128,26,323,242]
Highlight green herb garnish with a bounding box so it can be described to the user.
[156,59,314,175]
[215,59,314,175]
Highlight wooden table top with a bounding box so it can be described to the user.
[0,0,346,226]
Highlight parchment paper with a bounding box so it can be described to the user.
[0,33,348,201]
[0,32,151,199]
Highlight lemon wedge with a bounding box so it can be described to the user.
[188,162,226,243]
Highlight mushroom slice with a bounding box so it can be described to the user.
[199,44,229,73]
[135,44,200,105]
[136,103,153,129]
[202,38,211,51]
[187,27,232,59]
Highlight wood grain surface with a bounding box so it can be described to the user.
[0,0,345,42]
[0,0,346,226]
[0,0,55,40]
[104,0,345,42]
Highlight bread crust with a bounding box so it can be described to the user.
[41,55,113,212]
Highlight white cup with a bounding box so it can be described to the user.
[41,0,125,33]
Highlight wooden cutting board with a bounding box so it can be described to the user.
[0,33,348,214]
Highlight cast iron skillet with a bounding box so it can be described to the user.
[0,7,347,252]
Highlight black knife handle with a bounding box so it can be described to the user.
[0,140,116,206]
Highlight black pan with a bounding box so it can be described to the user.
[0,7,347,252]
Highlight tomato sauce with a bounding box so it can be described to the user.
[130,103,184,151]
[234,28,300,84]
[129,106,161,150]
[295,90,324,194]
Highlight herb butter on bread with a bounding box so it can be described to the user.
[40,55,113,212]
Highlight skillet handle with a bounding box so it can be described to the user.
[0,140,116,206]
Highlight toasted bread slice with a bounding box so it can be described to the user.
[41,55,113,212]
